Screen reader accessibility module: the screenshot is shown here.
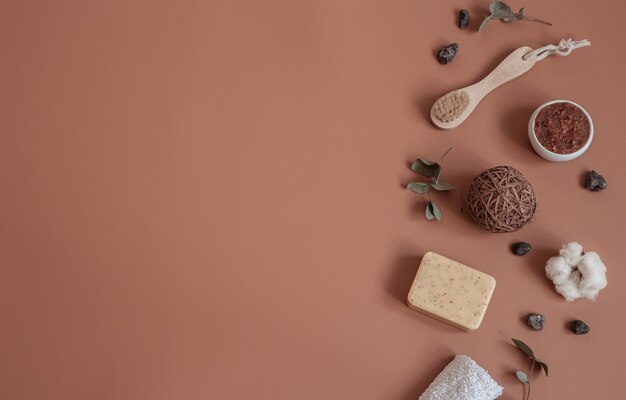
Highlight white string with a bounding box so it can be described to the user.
[523,38,591,61]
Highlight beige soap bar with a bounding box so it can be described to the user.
[407,252,496,331]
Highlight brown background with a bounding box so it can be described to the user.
[2,1,625,399]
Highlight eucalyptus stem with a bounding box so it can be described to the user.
[527,358,536,400]
[512,338,547,400]
[523,16,552,26]
[407,151,455,221]
[438,147,453,162]
[435,147,452,183]
[480,1,552,32]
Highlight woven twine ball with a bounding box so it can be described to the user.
[465,166,537,233]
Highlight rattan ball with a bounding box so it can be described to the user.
[465,166,537,233]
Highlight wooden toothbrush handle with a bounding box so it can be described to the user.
[474,47,537,97]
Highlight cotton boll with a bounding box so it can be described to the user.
[555,269,583,301]
[559,242,584,266]
[545,256,573,285]
[545,243,608,301]
[578,252,608,301]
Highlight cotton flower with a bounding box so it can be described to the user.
[545,242,607,301]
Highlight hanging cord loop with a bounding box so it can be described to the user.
[523,38,591,61]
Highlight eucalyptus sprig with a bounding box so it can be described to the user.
[480,1,552,32]
[512,338,548,400]
[407,147,454,222]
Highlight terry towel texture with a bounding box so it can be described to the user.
[419,355,503,400]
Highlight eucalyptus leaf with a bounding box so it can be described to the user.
[515,370,529,384]
[430,200,442,221]
[490,1,511,18]
[536,360,549,377]
[430,181,455,191]
[512,338,535,359]
[410,159,441,178]
[502,14,516,23]
[407,182,430,194]
[425,201,435,220]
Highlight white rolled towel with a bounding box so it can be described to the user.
[419,355,503,400]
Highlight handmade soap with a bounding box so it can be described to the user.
[407,252,496,331]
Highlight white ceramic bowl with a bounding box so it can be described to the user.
[528,100,593,162]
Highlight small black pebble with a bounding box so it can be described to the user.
[570,320,590,335]
[511,242,532,256]
[458,9,470,29]
[437,43,459,65]
[526,313,545,331]
[584,170,607,192]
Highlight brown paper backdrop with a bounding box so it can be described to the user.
[2,1,625,399]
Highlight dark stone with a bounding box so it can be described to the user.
[526,313,545,331]
[458,10,470,29]
[511,242,532,256]
[437,43,459,65]
[584,170,607,192]
[570,319,590,335]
